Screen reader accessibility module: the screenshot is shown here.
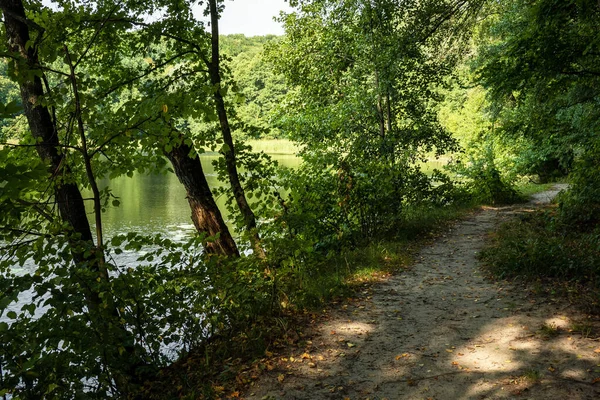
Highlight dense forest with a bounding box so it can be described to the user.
[0,0,598,398]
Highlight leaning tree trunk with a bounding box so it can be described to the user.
[165,139,239,257]
[207,0,265,258]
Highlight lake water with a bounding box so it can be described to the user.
[93,152,302,240]
[0,152,300,324]
[93,152,448,241]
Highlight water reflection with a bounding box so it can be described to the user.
[92,153,302,239]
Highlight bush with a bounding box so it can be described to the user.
[0,233,275,399]
[450,143,524,205]
[558,154,600,228]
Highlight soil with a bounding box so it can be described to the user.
[244,185,600,400]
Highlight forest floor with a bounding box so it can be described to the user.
[243,185,600,400]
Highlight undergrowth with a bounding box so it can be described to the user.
[480,207,600,313]
[141,202,476,399]
[142,186,548,398]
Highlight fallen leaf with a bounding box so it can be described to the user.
[446,349,453,353]
[213,385,225,394]
[347,342,356,348]
[301,352,311,359]
[277,374,285,383]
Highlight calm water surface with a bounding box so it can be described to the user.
[93,153,302,240]
[95,154,448,239]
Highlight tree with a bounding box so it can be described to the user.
[0,0,154,394]
[207,0,265,258]
[222,34,288,139]
[267,0,483,243]
[474,0,600,221]
[0,0,255,396]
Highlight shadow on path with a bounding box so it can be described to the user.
[247,185,600,400]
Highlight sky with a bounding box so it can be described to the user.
[216,0,294,36]
[41,0,294,37]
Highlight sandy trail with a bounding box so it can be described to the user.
[246,185,600,399]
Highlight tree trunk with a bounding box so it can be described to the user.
[207,0,265,258]
[385,91,392,133]
[0,0,93,248]
[165,140,239,257]
[374,68,386,139]
[0,0,143,392]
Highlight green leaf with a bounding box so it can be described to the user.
[0,296,12,310]
[45,383,59,394]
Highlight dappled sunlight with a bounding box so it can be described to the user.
[453,319,525,373]
[545,316,572,329]
[463,378,504,399]
[247,192,600,399]
[327,321,375,337]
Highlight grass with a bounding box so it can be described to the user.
[480,201,600,314]
[143,183,554,399]
[516,181,559,198]
[570,321,594,338]
[286,201,477,311]
[521,368,542,383]
[148,200,477,398]
[539,322,560,339]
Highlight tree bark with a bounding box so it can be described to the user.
[0,0,144,392]
[0,0,93,248]
[165,140,239,257]
[385,91,392,134]
[207,0,265,258]
[374,69,386,139]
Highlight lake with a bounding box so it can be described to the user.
[92,148,302,241]
[92,146,449,241]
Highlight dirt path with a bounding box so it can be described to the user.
[245,185,600,399]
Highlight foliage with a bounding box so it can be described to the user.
[221,35,288,139]
[0,232,274,398]
[0,0,267,396]
[448,138,523,205]
[6,0,588,396]
[481,209,600,311]
[263,0,484,249]
[557,153,600,227]
[474,0,600,215]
